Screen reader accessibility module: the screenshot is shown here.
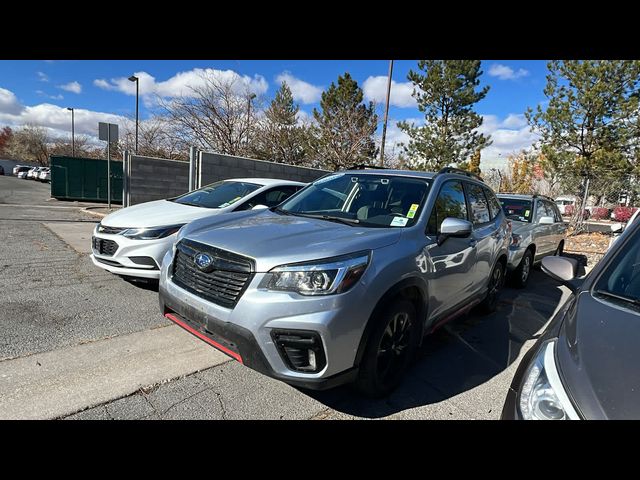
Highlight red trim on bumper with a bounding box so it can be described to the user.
[165,313,243,364]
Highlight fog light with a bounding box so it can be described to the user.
[271,329,327,373]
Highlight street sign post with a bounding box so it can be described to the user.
[98,122,119,210]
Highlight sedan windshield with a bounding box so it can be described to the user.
[594,225,640,307]
[170,180,261,209]
[498,198,533,223]
[277,173,430,228]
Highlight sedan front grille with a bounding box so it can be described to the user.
[92,236,119,256]
[172,239,254,309]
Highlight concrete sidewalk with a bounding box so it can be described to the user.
[0,325,230,420]
[43,221,98,254]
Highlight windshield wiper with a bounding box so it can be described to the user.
[287,212,360,226]
[594,289,640,306]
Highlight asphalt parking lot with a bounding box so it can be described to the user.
[0,174,574,419]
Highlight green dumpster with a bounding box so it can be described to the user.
[50,155,122,203]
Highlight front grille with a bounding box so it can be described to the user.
[172,239,254,309]
[92,236,119,256]
[97,224,126,235]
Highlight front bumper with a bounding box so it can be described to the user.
[91,231,176,280]
[501,387,521,419]
[158,249,371,389]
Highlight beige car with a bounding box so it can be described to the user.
[497,194,567,288]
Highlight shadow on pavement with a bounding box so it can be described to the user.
[303,270,566,418]
[122,276,160,292]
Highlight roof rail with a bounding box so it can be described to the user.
[436,166,484,182]
[348,164,389,170]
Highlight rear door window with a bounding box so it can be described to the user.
[484,187,502,220]
[465,183,491,225]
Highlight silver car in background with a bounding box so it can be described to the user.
[497,194,567,287]
[159,167,511,397]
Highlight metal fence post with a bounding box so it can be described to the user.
[197,150,203,189]
[122,150,129,208]
[189,146,197,192]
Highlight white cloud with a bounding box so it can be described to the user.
[275,72,322,104]
[0,87,24,115]
[363,76,416,108]
[94,68,269,105]
[0,86,126,141]
[37,71,49,82]
[477,114,538,169]
[488,63,529,81]
[58,81,82,94]
[36,90,64,100]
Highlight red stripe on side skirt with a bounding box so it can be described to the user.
[165,313,243,364]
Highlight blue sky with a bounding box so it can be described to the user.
[0,59,549,168]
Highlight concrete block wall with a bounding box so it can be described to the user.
[200,152,328,185]
[129,156,189,205]
[128,152,330,205]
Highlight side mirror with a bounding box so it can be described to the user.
[541,256,581,291]
[538,216,555,225]
[611,222,624,233]
[251,204,269,210]
[438,217,472,246]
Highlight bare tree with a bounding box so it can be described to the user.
[119,116,189,160]
[6,124,50,165]
[158,72,260,156]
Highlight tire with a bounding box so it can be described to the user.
[356,299,419,398]
[510,249,533,289]
[479,260,505,314]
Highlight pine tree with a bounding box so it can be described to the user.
[468,149,481,175]
[398,60,491,171]
[251,82,309,165]
[310,73,378,170]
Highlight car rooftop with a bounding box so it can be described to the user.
[228,178,307,186]
[338,168,487,182]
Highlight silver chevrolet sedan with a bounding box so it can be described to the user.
[497,193,567,288]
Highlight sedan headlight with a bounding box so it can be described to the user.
[121,224,186,240]
[519,339,580,420]
[264,251,370,296]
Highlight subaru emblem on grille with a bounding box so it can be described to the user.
[194,253,214,271]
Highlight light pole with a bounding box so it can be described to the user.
[379,60,394,167]
[247,93,257,147]
[66,107,75,157]
[128,75,139,154]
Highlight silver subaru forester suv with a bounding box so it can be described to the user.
[159,167,511,396]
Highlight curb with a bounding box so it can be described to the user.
[81,207,112,219]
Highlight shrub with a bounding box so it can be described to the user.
[590,207,610,220]
[613,206,638,222]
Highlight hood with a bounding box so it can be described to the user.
[179,210,402,272]
[101,200,220,228]
[556,290,640,419]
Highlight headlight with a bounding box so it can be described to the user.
[121,224,186,240]
[519,339,579,420]
[263,251,370,296]
[511,233,522,247]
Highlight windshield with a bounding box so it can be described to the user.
[171,180,261,209]
[594,224,640,307]
[498,198,533,223]
[277,173,430,228]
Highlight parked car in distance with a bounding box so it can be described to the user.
[38,167,51,182]
[14,165,31,177]
[555,196,577,216]
[91,178,306,280]
[497,194,567,288]
[502,210,640,419]
[26,167,43,179]
[17,169,30,179]
[159,167,511,397]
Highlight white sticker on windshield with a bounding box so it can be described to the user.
[390,217,409,227]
